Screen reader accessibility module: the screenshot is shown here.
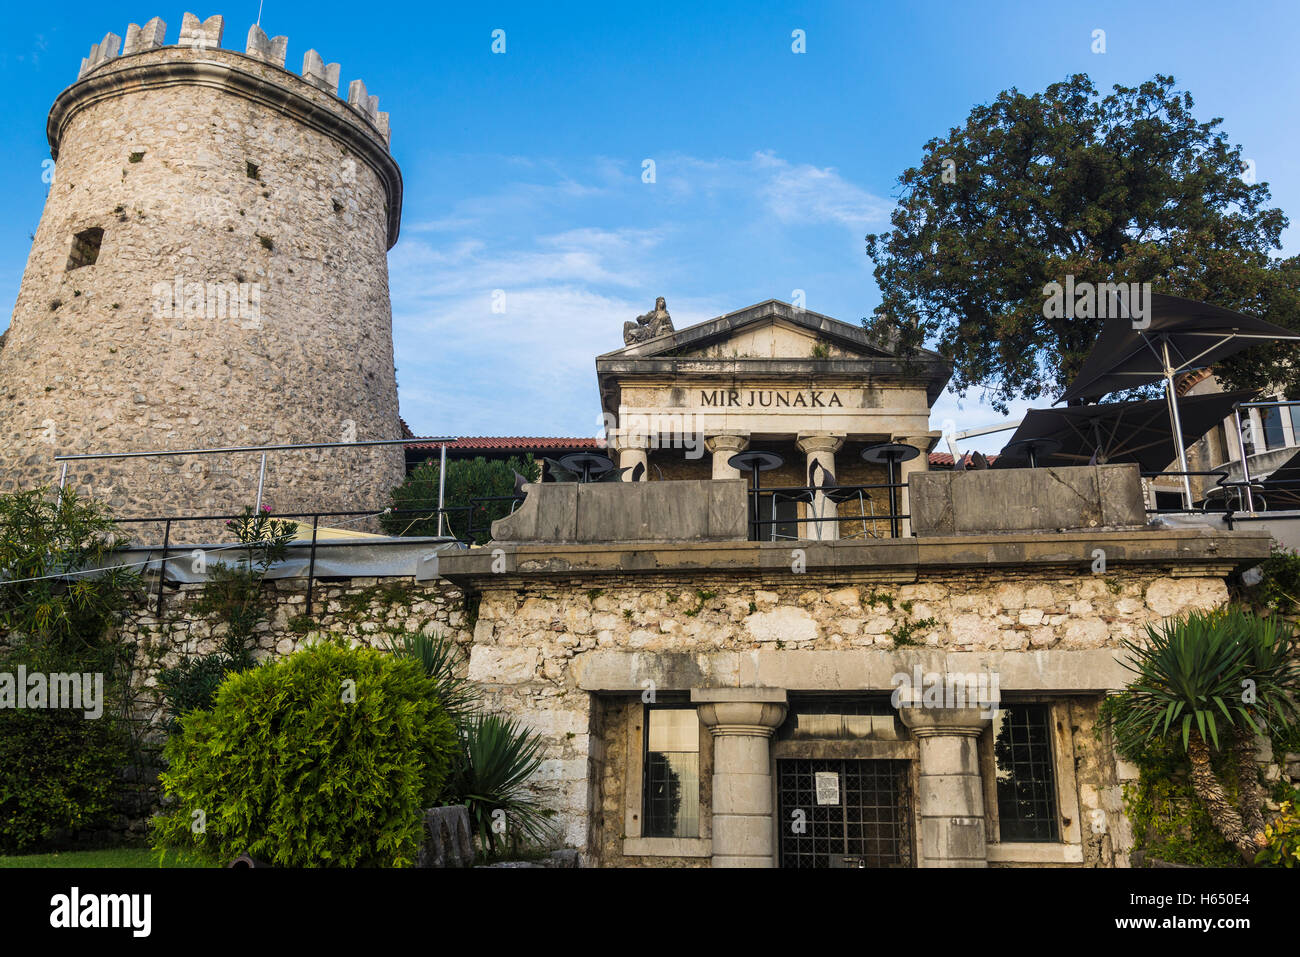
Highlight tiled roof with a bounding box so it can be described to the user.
[405,436,990,466]
[405,436,603,452]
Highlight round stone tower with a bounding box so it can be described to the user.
[0,13,406,519]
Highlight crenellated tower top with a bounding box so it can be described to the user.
[75,13,391,147]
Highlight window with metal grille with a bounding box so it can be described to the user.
[642,707,700,838]
[993,703,1059,842]
[777,758,912,868]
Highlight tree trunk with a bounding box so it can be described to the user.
[1185,733,1261,864]
[1233,725,1266,841]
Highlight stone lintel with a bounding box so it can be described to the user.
[691,687,788,704]
[574,648,1133,694]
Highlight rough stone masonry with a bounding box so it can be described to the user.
[0,14,405,516]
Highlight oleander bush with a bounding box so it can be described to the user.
[151,638,458,867]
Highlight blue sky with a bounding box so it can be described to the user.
[2,1,1297,451]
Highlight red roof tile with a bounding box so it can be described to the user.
[405,436,603,452]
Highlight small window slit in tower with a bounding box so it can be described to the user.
[66,228,103,270]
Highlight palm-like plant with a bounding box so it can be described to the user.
[382,629,478,726]
[384,630,556,857]
[1108,608,1300,862]
[449,713,556,856]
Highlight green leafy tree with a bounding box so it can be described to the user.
[384,454,539,544]
[864,74,1297,412]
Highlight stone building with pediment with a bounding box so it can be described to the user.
[422,298,1274,869]
[596,299,949,539]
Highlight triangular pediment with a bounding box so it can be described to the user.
[598,299,905,361]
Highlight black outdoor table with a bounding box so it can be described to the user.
[861,443,920,538]
[729,450,785,540]
[557,452,614,483]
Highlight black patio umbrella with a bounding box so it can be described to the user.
[995,390,1257,477]
[1056,293,1300,505]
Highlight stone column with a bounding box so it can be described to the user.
[796,432,845,540]
[692,688,787,868]
[892,433,933,537]
[608,435,648,481]
[898,703,992,867]
[705,433,749,480]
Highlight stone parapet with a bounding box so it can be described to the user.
[909,464,1146,536]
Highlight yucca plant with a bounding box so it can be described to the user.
[1107,607,1300,862]
[384,630,556,858]
[449,713,556,856]
[382,629,478,727]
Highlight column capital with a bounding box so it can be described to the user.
[897,704,992,737]
[796,432,845,455]
[890,431,941,454]
[693,688,787,737]
[705,433,749,455]
[605,432,649,454]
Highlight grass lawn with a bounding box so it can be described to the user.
[0,847,209,868]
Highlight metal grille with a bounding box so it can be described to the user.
[777,759,912,868]
[993,704,1060,842]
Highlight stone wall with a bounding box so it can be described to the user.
[462,565,1233,863]
[0,25,404,515]
[118,577,469,732]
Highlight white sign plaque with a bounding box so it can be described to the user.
[814,771,840,806]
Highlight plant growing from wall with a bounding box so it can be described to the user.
[159,506,296,723]
[1104,607,1300,863]
[152,638,458,867]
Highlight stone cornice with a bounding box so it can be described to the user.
[47,47,403,248]
[431,526,1270,586]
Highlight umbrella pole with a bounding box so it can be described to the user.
[1232,404,1256,512]
[1161,340,1194,509]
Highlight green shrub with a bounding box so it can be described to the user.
[0,488,141,853]
[0,704,130,854]
[151,639,458,867]
[1120,746,1244,868]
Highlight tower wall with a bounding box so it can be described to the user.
[0,15,406,521]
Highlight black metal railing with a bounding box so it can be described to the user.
[745,481,909,542]
[105,496,526,616]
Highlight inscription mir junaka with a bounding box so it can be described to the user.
[699,389,844,408]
